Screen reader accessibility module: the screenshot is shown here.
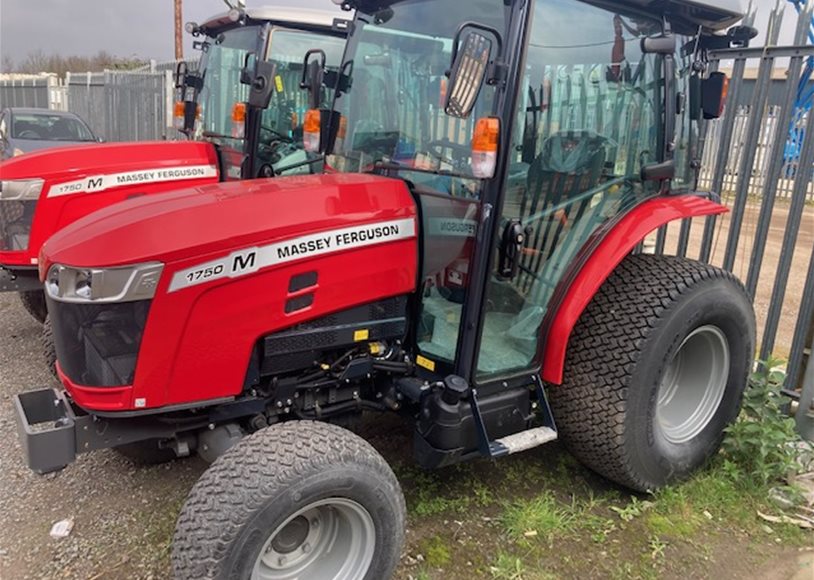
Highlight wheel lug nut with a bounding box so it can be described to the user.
[278,556,286,566]
[302,543,311,554]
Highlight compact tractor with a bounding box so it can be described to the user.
[0,6,347,327]
[15,0,758,578]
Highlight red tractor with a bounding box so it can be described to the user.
[15,0,757,578]
[0,6,347,325]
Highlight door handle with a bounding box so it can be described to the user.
[497,219,526,280]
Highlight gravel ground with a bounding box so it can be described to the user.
[0,291,206,579]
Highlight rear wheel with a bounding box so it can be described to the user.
[19,290,47,323]
[172,421,405,580]
[549,255,755,492]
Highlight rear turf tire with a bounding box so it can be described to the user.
[549,255,755,492]
[42,316,57,379]
[19,290,47,323]
[172,421,405,580]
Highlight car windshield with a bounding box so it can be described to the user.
[11,113,95,141]
[327,0,506,193]
[196,25,344,147]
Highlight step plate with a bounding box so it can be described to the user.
[492,426,557,455]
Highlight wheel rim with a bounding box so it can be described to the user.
[656,325,731,445]
[253,498,375,580]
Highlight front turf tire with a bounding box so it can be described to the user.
[19,290,48,323]
[42,316,57,379]
[172,421,405,580]
[549,255,755,492]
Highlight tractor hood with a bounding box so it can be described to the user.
[41,173,418,272]
[0,140,219,188]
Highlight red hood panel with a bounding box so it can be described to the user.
[43,174,418,269]
[0,140,220,268]
[0,140,218,182]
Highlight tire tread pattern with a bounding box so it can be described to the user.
[171,420,405,580]
[548,254,750,491]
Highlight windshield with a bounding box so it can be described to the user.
[11,113,95,141]
[327,0,506,194]
[196,25,345,176]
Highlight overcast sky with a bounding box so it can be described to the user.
[0,0,803,66]
[0,0,345,65]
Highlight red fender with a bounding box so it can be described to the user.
[541,195,728,385]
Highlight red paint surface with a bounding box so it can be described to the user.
[0,141,220,268]
[541,195,728,385]
[42,174,419,411]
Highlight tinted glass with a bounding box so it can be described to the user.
[476,0,664,378]
[11,113,94,141]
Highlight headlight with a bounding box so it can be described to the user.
[46,262,164,303]
[0,178,44,200]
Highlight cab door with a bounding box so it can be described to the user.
[473,0,664,380]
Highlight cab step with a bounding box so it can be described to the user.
[468,374,558,459]
[492,426,557,455]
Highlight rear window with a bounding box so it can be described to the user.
[11,114,95,142]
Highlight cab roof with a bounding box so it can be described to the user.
[619,0,745,31]
[201,7,348,34]
[350,0,745,32]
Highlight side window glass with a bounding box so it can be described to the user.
[476,0,664,378]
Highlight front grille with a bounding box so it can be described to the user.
[0,200,37,251]
[47,296,151,387]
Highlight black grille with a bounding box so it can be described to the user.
[47,296,151,387]
[0,200,37,251]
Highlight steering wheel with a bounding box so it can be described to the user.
[260,125,293,145]
[19,130,41,139]
[426,139,471,169]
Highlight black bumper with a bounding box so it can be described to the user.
[13,387,185,473]
[0,265,41,293]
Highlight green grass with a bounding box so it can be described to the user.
[500,492,576,545]
[420,535,452,568]
[488,553,528,580]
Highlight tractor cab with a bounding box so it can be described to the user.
[314,0,751,384]
[175,6,349,180]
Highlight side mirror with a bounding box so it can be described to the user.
[300,49,327,110]
[701,72,729,120]
[248,60,277,110]
[445,31,493,119]
[240,52,257,86]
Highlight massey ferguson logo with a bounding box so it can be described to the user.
[168,219,416,293]
[47,165,217,198]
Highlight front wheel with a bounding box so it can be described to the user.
[172,421,405,580]
[19,290,48,323]
[549,255,755,492]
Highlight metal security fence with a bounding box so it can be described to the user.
[0,74,66,110]
[65,60,195,142]
[655,0,814,406]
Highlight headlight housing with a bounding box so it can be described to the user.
[0,179,43,251]
[45,262,164,387]
[46,262,164,303]
[0,179,44,200]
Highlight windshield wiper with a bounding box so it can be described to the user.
[369,159,474,181]
[201,131,241,141]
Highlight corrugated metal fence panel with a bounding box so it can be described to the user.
[65,72,108,139]
[0,76,54,109]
